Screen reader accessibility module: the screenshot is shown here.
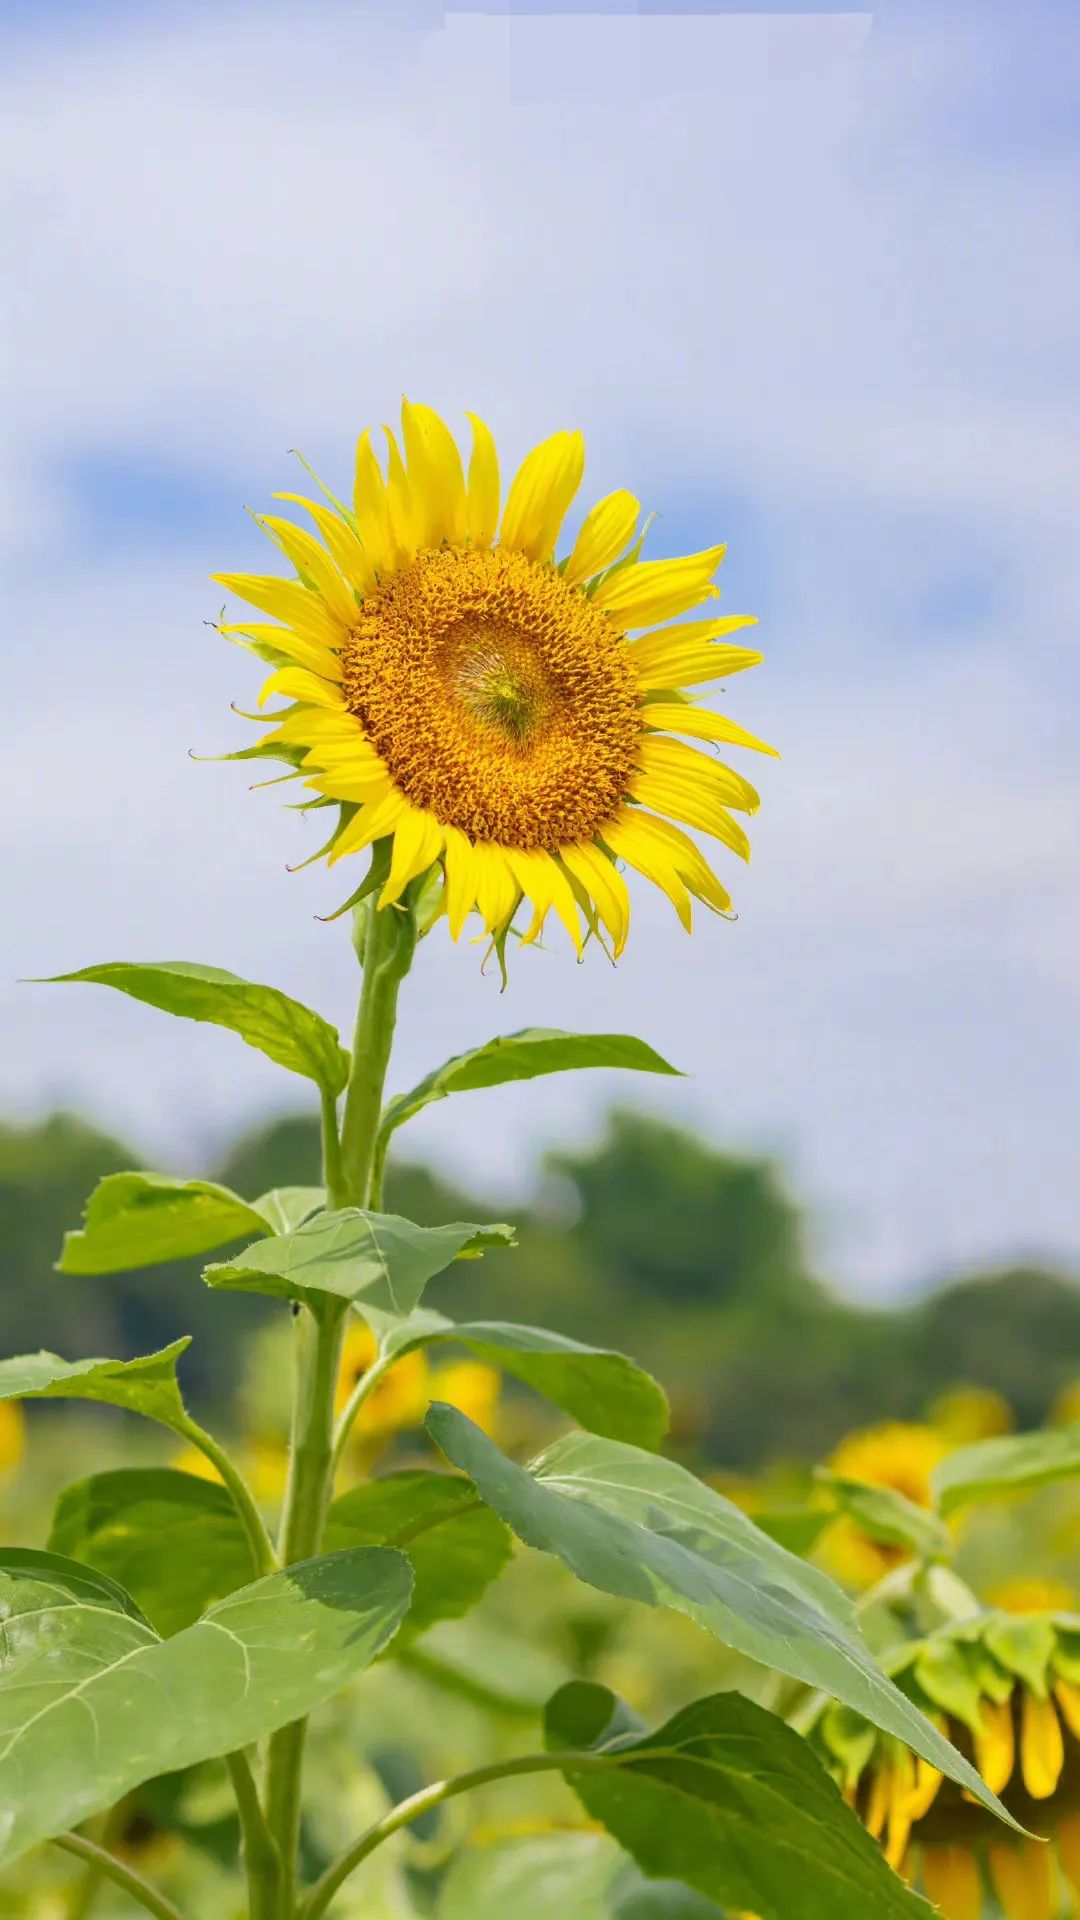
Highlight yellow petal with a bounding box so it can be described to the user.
[401,399,467,549]
[627,614,759,674]
[218,622,344,681]
[256,514,359,628]
[599,811,695,929]
[212,573,347,649]
[635,735,760,815]
[864,1765,890,1840]
[921,1846,983,1920]
[1055,1679,1080,1742]
[885,1753,914,1870]
[989,1842,1056,1920]
[975,1697,1016,1796]
[903,1755,943,1822]
[561,841,631,958]
[1021,1692,1064,1799]
[380,807,444,906]
[642,701,779,759]
[627,768,751,861]
[352,429,397,577]
[505,848,583,953]
[500,430,585,561]
[621,810,733,913]
[466,412,500,549]
[472,843,520,934]
[592,545,726,629]
[258,667,346,711]
[273,492,378,597]
[1057,1813,1080,1895]
[327,787,407,864]
[633,642,764,693]
[309,766,391,804]
[565,489,640,586]
[382,426,418,569]
[443,825,479,940]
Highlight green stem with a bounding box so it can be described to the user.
[298,1753,616,1920]
[264,889,419,1916]
[172,1413,278,1578]
[227,1751,282,1920]
[51,1834,189,1920]
[329,1348,395,1476]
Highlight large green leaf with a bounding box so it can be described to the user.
[815,1470,952,1561]
[0,1340,191,1435]
[59,1172,285,1274]
[933,1426,1080,1515]
[206,1210,514,1314]
[380,1030,680,1141]
[542,1685,931,1920]
[48,1469,256,1635]
[427,1409,1015,1822]
[0,1544,412,1866]
[41,960,350,1093]
[324,1470,512,1643]
[438,1832,723,1920]
[373,1309,668,1448]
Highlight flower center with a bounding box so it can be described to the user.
[340,545,643,849]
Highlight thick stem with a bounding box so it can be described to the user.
[298,1753,616,1920]
[51,1834,189,1920]
[227,1751,282,1920]
[263,889,418,1916]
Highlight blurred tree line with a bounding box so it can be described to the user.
[2,1106,1077,1467]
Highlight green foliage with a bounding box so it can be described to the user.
[59,1172,275,1273]
[375,1308,669,1446]
[816,1470,953,1559]
[934,1423,1080,1515]
[0,1544,412,1867]
[380,1030,681,1144]
[427,1408,1012,1816]
[41,960,350,1094]
[0,1339,192,1433]
[437,1832,724,1919]
[543,1686,933,1920]
[205,1210,515,1313]
[324,1471,513,1643]
[48,1468,256,1633]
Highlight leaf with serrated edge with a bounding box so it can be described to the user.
[933,1426,1080,1515]
[206,1210,514,1315]
[381,1029,680,1140]
[0,1544,412,1866]
[325,1470,512,1642]
[58,1173,272,1274]
[426,1408,1018,1826]
[372,1308,667,1448]
[0,1341,191,1435]
[543,1685,932,1920]
[48,1469,257,1635]
[39,961,349,1093]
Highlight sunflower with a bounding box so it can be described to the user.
[213,401,771,957]
[819,1422,953,1588]
[812,1610,1080,1918]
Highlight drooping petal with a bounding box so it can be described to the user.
[379,805,444,905]
[327,787,408,864]
[974,1697,1015,1796]
[466,412,500,549]
[627,767,752,860]
[258,668,347,711]
[565,489,639,585]
[500,430,585,561]
[1020,1691,1063,1798]
[1056,1679,1080,1740]
[642,701,779,759]
[561,841,630,957]
[443,825,479,939]
[920,1846,983,1920]
[989,1841,1056,1920]
[401,399,467,549]
[635,734,761,815]
[472,843,520,934]
[505,847,583,953]
[593,545,726,629]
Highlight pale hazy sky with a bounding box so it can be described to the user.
[3,0,1078,1296]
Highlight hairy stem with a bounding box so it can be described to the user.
[51,1834,189,1920]
[298,1753,616,1920]
[263,887,419,1916]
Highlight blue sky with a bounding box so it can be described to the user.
[3,0,1078,1297]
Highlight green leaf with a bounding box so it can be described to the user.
[380,1030,681,1141]
[752,1508,832,1557]
[374,1310,668,1448]
[815,1470,953,1561]
[0,1543,412,1867]
[205,1209,515,1314]
[48,1469,256,1635]
[933,1425,1080,1515]
[427,1409,1016,1824]
[324,1470,512,1643]
[59,1172,267,1274]
[40,960,350,1094]
[0,1340,191,1435]
[542,1686,932,1920]
[437,1833,723,1920]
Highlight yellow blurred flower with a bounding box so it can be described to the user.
[988,1577,1077,1617]
[1051,1380,1080,1427]
[429,1359,501,1436]
[929,1386,1014,1445]
[0,1399,25,1472]
[819,1422,951,1587]
[244,1437,290,1505]
[335,1320,432,1441]
[169,1442,223,1484]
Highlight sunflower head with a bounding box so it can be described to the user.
[819,1422,953,1588]
[814,1610,1080,1916]
[213,401,773,962]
